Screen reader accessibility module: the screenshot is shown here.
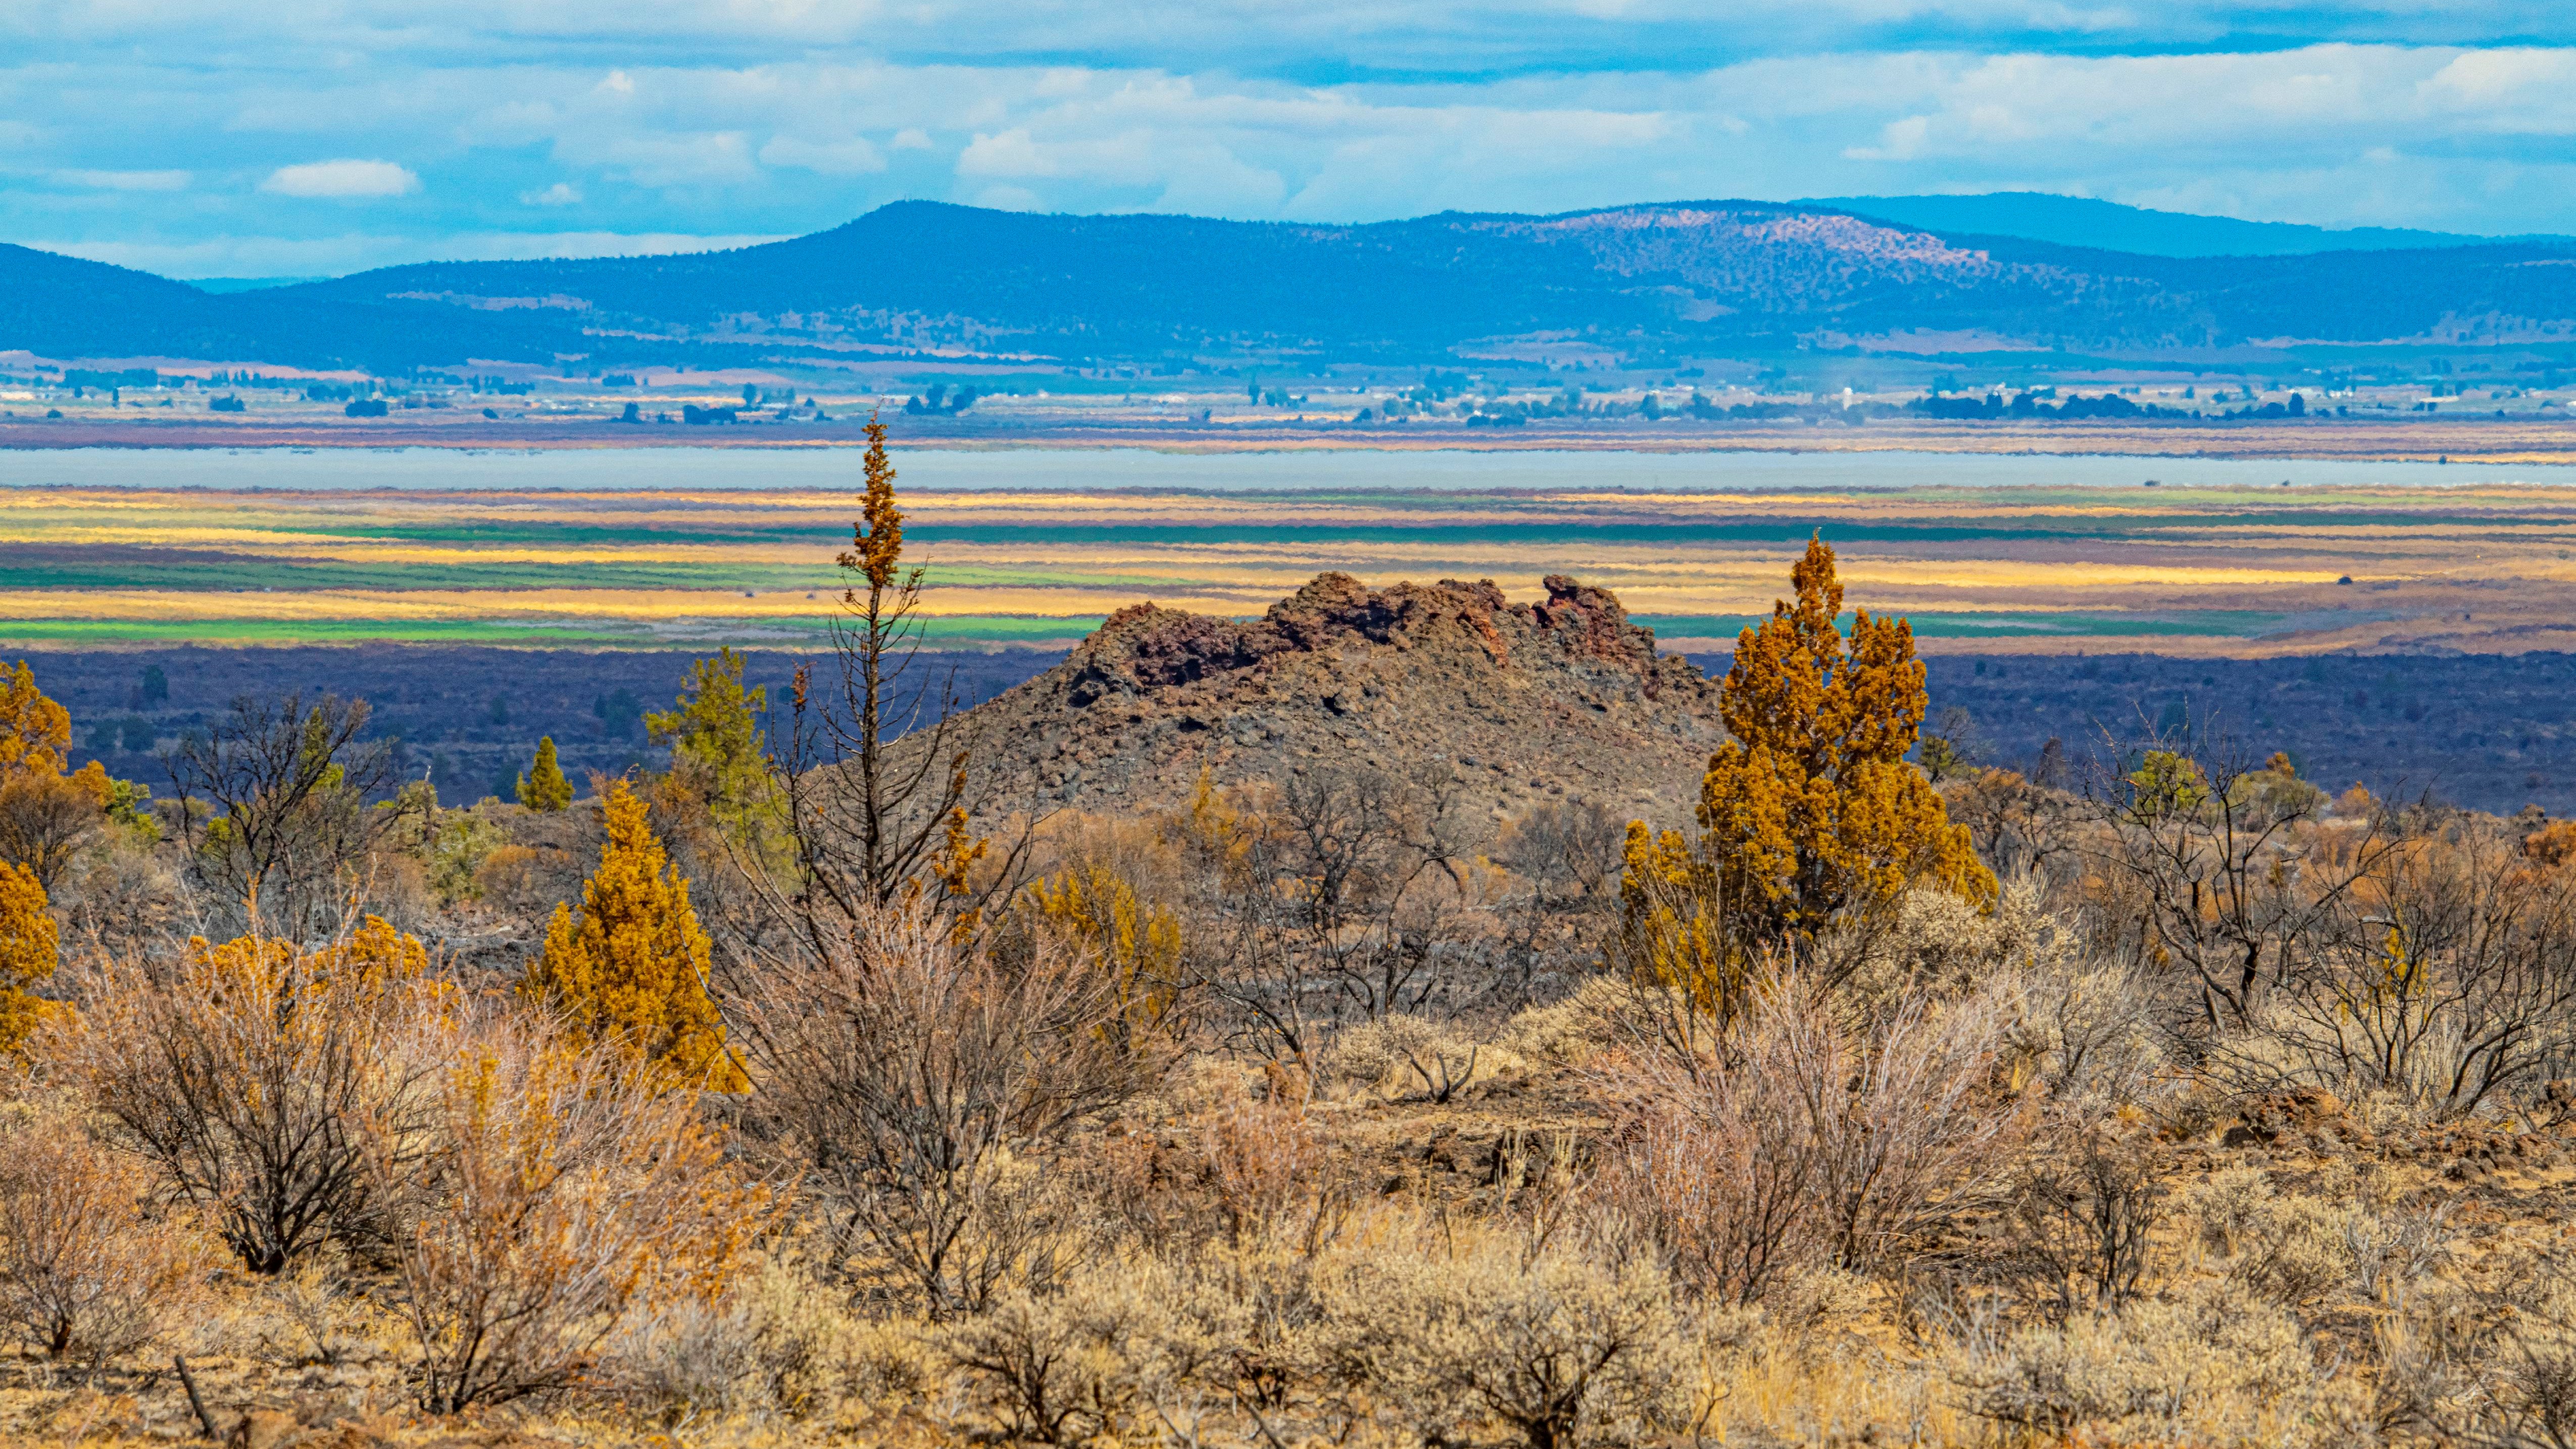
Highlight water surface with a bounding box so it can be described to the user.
[3,446,2566,493]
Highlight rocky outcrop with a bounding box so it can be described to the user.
[950,573,1724,821]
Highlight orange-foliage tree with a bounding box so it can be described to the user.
[1021,862,1185,1053]
[0,661,114,892]
[0,861,58,1055]
[0,661,73,778]
[520,779,744,1089]
[1626,537,1993,1004]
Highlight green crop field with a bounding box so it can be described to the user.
[4,480,2571,654]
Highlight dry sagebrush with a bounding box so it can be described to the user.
[362,1005,777,1413]
[55,916,452,1274]
[0,1104,205,1374]
[732,893,1161,1316]
[1598,973,2021,1304]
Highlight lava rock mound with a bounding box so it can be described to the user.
[953,572,1725,820]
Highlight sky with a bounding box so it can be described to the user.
[7,1,2576,278]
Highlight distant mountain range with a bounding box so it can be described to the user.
[9,198,2576,375]
[1800,193,2572,259]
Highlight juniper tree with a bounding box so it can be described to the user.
[516,736,572,813]
[1620,536,1993,1028]
[1693,534,1992,938]
[520,779,742,1089]
[0,861,57,1055]
[647,647,782,859]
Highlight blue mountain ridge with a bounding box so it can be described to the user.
[8,197,2575,373]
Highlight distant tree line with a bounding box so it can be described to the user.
[1910,389,2206,421]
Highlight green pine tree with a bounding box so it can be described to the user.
[647,647,782,855]
[517,736,573,813]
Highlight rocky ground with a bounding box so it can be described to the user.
[941,572,1726,825]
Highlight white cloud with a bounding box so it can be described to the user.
[568,130,758,186]
[53,168,189,190]
[16,26,2576,272]
[758,134,886,174]
[260,158,419,197]
[2421,47,2576,107]
[1846,115,1929,160]
[35,230,790,278]
[956,128,1058,178]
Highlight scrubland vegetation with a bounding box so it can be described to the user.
[8,433,2576,1447]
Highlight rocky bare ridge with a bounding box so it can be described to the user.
[953,573,1724,820]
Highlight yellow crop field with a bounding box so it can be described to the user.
[6,479,2576,654]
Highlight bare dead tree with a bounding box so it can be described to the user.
[1943,767,2082,885]
[2079,721,2394,1037]
[1274,760,1482,1020]
[1492,799,1626,1008]
[1175,761,1491,1066]
[0,769,103,893]
[2264,816,2576,1116]
[165,692,394,940]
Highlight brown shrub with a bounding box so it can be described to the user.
[53,835,183,965]
[2257,822,2576,1118]
[1318,1229,1694,1449]
[0,1107,205,1372]
[57,917,450,1273]
[1190,1088,1339,1251]
[942,1260,1165,1444]
[1805,986,2021,1271]
[0,769,102,895]
[1597,977,2017,1303]
[2525,819,2576,867]
[733,894,1152,1315]
[1596,1024,1822,1306]
[2003,1118,2166,1319]
[2188,1166,2455,1316]
[472,838,588,920]
[363,1005,778,1413]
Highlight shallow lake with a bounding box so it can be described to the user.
[2,445,2567,493]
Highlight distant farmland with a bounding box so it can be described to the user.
[5,480,2575,655]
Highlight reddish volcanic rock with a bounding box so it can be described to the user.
[945,573,1724,822]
